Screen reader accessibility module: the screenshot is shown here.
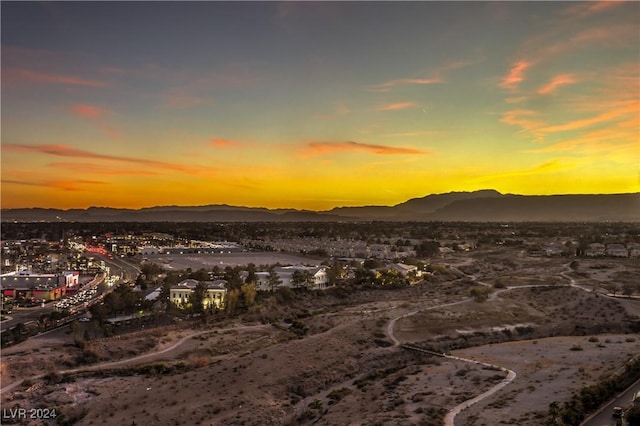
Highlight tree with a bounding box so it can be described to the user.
[326,260,345,286]
[354,268,376,286]
[224,266,244,290]
[291,270,306,289]
[89,303,108,325]
[135,274,147,291]
[245,263,257,285]
[626,403,640,426]
[268,268,282,292]
[240,283,257,307]
[188,282,207,316]
[225,289,240,315]
[415,240,440,258]
[189,268,209,282]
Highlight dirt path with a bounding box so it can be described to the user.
[0,323,271,395]
[384,259,628,426]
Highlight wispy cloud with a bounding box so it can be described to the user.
[4,68,107,88]
[3,143,217,175]
[499,61,533,90]
[45,180,108,191]
[369,58,477,92]
[529,129,638,160]
[562,1,624,19]
[500,109,544,139]
[72,104,104,119]
[479,160,575,181]
[376,101,417,111]
[70,103,121,140]
[537,74,577,95]
[161,91,212,109]
[302,141,430,157]
[368,77,442,93]
[210,138,245,148]
[313,102,352,120]
[540,101,638,134]
[1,178,107,191]
[49,162,160,176]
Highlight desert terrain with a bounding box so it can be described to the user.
[1,249,639,425]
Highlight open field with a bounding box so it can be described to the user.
[2,249,639,425]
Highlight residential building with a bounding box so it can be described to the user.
[253,266,329,291]
[170,279,227,310]
[606,244,628,257]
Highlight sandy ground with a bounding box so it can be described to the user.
[1,251,639,425]
[451,335,639,426]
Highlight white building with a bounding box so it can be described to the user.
[387,263,419,277]
[606,244,628,257]
[253,266,329,291]
[140,246,159,256]
[170,279,227,310]
[585,243,606,257]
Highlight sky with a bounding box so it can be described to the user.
[1,1,639,211]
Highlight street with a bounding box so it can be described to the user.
[582,378,640,426]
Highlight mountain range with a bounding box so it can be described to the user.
[2,190,639,222]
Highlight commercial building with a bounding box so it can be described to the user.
[0,271,78,302]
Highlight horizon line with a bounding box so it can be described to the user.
[2,189,639,212]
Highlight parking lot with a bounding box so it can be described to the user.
[145,251,322,270]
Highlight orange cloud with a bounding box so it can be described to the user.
[4,68,107,87]
[368,77,442,92]
[49,162,160,176]
[540,101,639,133]
[376,101,417,111]
[3,143,217,175]
[45,180,108,191]
[1,178,107,191]
[210,138,245,148]
[537,74,577,94]
[562,1,622,18]
[303,141,429,157]
[70,103,120,139]
[500,61,533,90]
[72,104,104,119]
[500,109,544,138]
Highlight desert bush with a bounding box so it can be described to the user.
[469,286,491,302]
[308,399,322,410]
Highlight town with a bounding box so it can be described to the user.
[1,221,639,425]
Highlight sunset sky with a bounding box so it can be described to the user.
[2,1,639,210]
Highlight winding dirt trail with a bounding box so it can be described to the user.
[0,323,270,395]
[385,261,610,426]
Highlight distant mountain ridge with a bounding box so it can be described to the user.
[2,190,639,222]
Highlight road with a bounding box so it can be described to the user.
[0,254,140,333]
[93,253,141,282]
[0,273,106,331]
[582,378,640,426]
